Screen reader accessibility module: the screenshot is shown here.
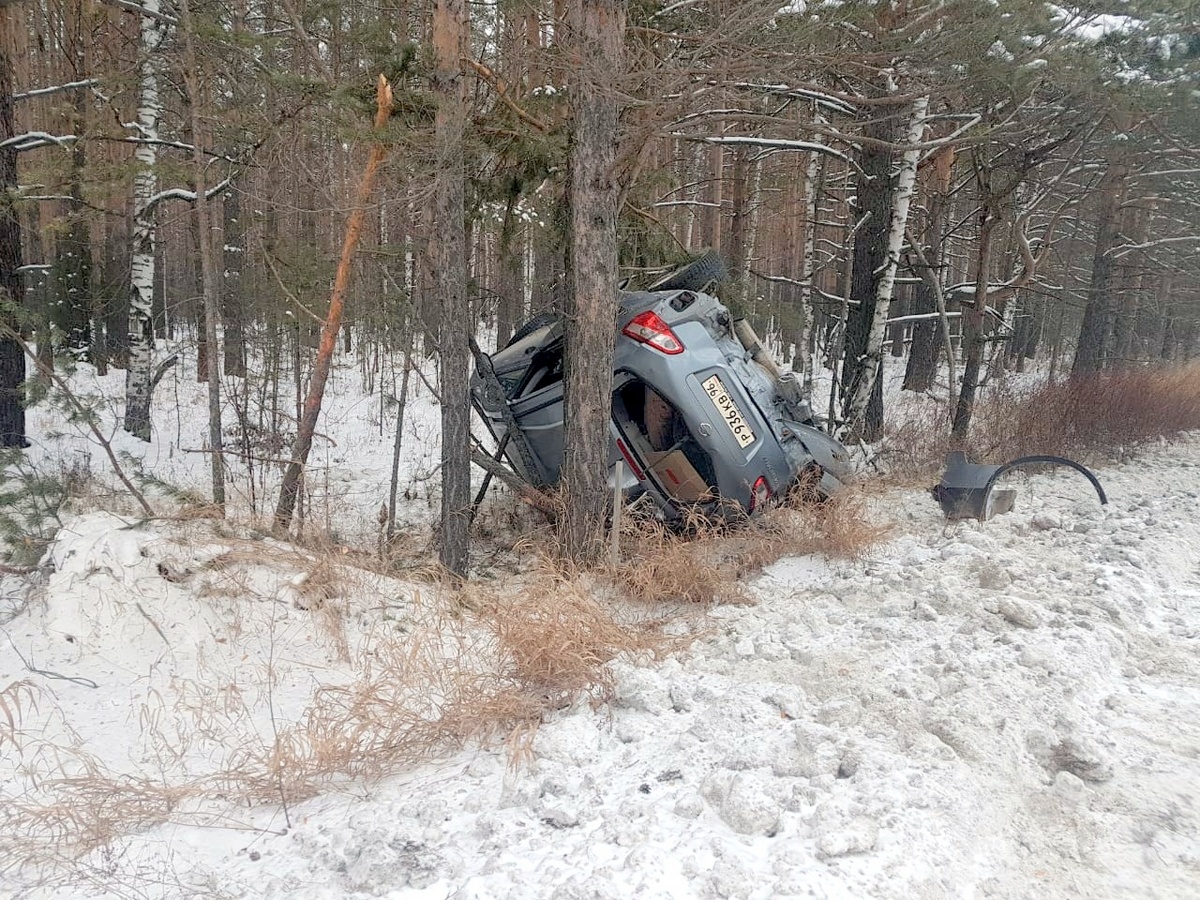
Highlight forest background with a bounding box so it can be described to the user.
[1,0,1198,569]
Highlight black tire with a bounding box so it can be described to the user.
[647,250,728,293]
[505,311,561,348]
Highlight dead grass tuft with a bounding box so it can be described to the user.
[0,679,40,749]
[614,517,747,605]
[5,777,192,861]
[612,484,886,605]
[480,573,673,704]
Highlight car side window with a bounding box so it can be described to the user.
[519,346,565,397]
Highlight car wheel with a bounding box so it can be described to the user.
[505,311,561,348]
[647,250,728,293]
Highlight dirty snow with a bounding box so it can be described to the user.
[2,349,1200,899]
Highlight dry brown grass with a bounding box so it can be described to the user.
[880,363,1200,481]
[1,678,40,748]
[203,572,682,804]
[5,776,191,860]
[612,484,886,606]
[478,570,680,704]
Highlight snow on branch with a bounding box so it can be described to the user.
[751,271,809,287]
[14,79,100,102]
[730,82,858,116]
[1110,235,1200,259]
[145,178,232,211]
[119,135,243,164]
[672,133,856,169]
[916,115,982,163]
[0,132,77,151]
[1132,168,1200,179]
[0,130,245,166]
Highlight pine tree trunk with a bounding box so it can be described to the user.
[123,0,166,441]
[1111,201,1147,368]
[725,146,748,308]
[101,210,130,367]
[1072,155,1127,376]
[702,139,723,251]
[223,184,247,377]
[951,207,996,442]
[274,77,393,532]
[432,0,471,577]
[495,209,523,349]
[0,23,25,448]
[839,116,894,434]
[56,11,93,359]
[559,0,624,563]
[903,150,952,393]
[180,0,226,511]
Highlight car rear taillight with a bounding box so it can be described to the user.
[749,475,771,514]
[622,311,684,354]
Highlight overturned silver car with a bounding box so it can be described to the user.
[471,255,855,521]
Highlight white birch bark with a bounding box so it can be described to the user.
[842,94,928,433]
[122,0,167,441]
[794,131,823,401]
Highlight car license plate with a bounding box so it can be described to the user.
[702,375,756,448]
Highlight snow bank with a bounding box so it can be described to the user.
[5,438,1200,899]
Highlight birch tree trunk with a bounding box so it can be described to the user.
[122,0,167,441]
[793,144,822,401]
[841,95,927,439]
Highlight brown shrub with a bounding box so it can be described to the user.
[612,483,886,606]
[480,569,681,703]
[881,363,1200,480]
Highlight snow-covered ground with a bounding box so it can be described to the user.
[2,349,1200,899]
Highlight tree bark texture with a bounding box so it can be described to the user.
[559,0,624,563]
[904,146,954,393]
[839,114,894,437]
[180,0,226,510]
[842,96,926,440]
[123,0,166,441]
[54,72,93,356]
[952,205,996,442]
[792,144,822,400]
[274,76,393,531]
[223,184,247,376]
[1072,155,1128,376]
[432,0,471,577]
[0,16,25,447]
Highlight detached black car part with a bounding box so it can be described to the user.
[932,451,1108,521]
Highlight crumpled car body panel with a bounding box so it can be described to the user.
[472,288,855,520]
